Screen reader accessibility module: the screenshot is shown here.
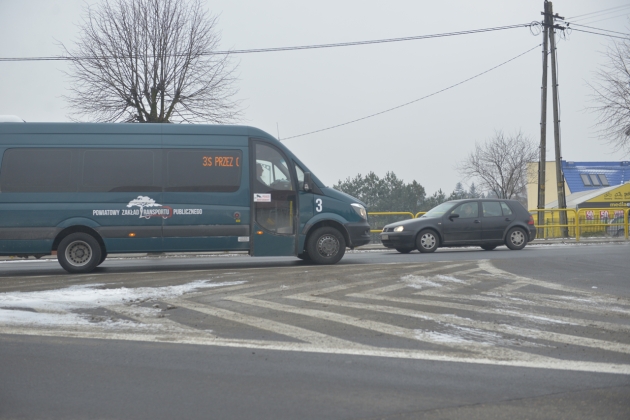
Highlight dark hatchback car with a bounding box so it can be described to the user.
[381,199,536,253]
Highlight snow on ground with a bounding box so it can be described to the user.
[0,280,246,327]
[401,274,466,289]
[415,323,545,348]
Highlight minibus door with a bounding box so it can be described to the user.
[294,163,315,243]
[250,142,297,256]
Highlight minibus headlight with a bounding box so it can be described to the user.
[394,226,404,232]
[351,203,367,219]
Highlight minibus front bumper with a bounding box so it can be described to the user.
[345,222,371,248]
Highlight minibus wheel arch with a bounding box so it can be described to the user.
[53,226,106,254]
[304,220,350,251]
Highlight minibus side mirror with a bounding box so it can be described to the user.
[303,172,323,195]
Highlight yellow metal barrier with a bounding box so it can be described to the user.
[415,212,427,218]
[575,208,629,241]
[368,212,415,233]
[528,208,577,239]
[529,208,629,241]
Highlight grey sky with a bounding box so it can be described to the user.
[1,0,628,196]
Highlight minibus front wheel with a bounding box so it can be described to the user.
[306,226,346,265]
[57,232,103,274]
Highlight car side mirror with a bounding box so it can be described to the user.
[449,213,460,220]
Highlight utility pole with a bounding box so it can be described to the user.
[543,1,568,237]
[537,1,550,238]
[548,2,568,237]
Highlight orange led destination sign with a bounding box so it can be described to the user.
[202,156,240,167]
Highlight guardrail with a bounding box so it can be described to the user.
[368,211,425,233]
[529,208,577,239]
[368,209,629,241]
[575,208,629,241]
[529,208,628,241]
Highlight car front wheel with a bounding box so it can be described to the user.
[505,227,527,250]
[416,230,439,253]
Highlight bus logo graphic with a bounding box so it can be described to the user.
[127,196,172,219]
[92,196,202,219]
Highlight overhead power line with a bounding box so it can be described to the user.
[281,44,541,141]
[566,5,630,21]
[0,23,532,62]
[578,12,630,26]
[568,27,629,41]
[565,23,629,36]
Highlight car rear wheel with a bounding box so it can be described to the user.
[505,227,527,250]
[395,248,413,254]
[481,245,497,251]
[57,232,103,273]
[306,227,346,265]
[416,230,439,253]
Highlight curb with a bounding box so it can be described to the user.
[0,239,626,262]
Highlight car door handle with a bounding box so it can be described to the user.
[505,218,511,221]
[474,220,480,223]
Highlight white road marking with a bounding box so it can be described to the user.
[166,298,369,350]
[1,259,629,375]
[0,325,628,375]
[287,290,630,355]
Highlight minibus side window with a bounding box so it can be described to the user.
[0,148,75,192]
[80,149,159,192]
[165,149,242,192]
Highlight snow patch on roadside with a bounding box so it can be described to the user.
[0,259,54,264]
[401,275,441,289]
[0,280,246,327]
[415,323,545,347]
[401,274,466,289]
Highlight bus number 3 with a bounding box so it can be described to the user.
[315,198,323,212]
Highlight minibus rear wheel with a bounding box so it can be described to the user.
[306,227,346,265]
[57,232,103,274]
[97,252,108,266]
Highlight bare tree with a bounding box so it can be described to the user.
[62,0,240,123]
[589,33,630,155]
[457,131,538,200]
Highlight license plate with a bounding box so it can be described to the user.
[382,234,389,240]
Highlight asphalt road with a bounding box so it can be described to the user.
[1,243,629,419]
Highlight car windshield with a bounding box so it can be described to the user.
[422,202,454,218]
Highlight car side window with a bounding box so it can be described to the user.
[482,202,502,217]
[452,202,478,218]
[500,202,513,216]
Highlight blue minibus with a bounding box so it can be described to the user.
[0,123,370,273]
